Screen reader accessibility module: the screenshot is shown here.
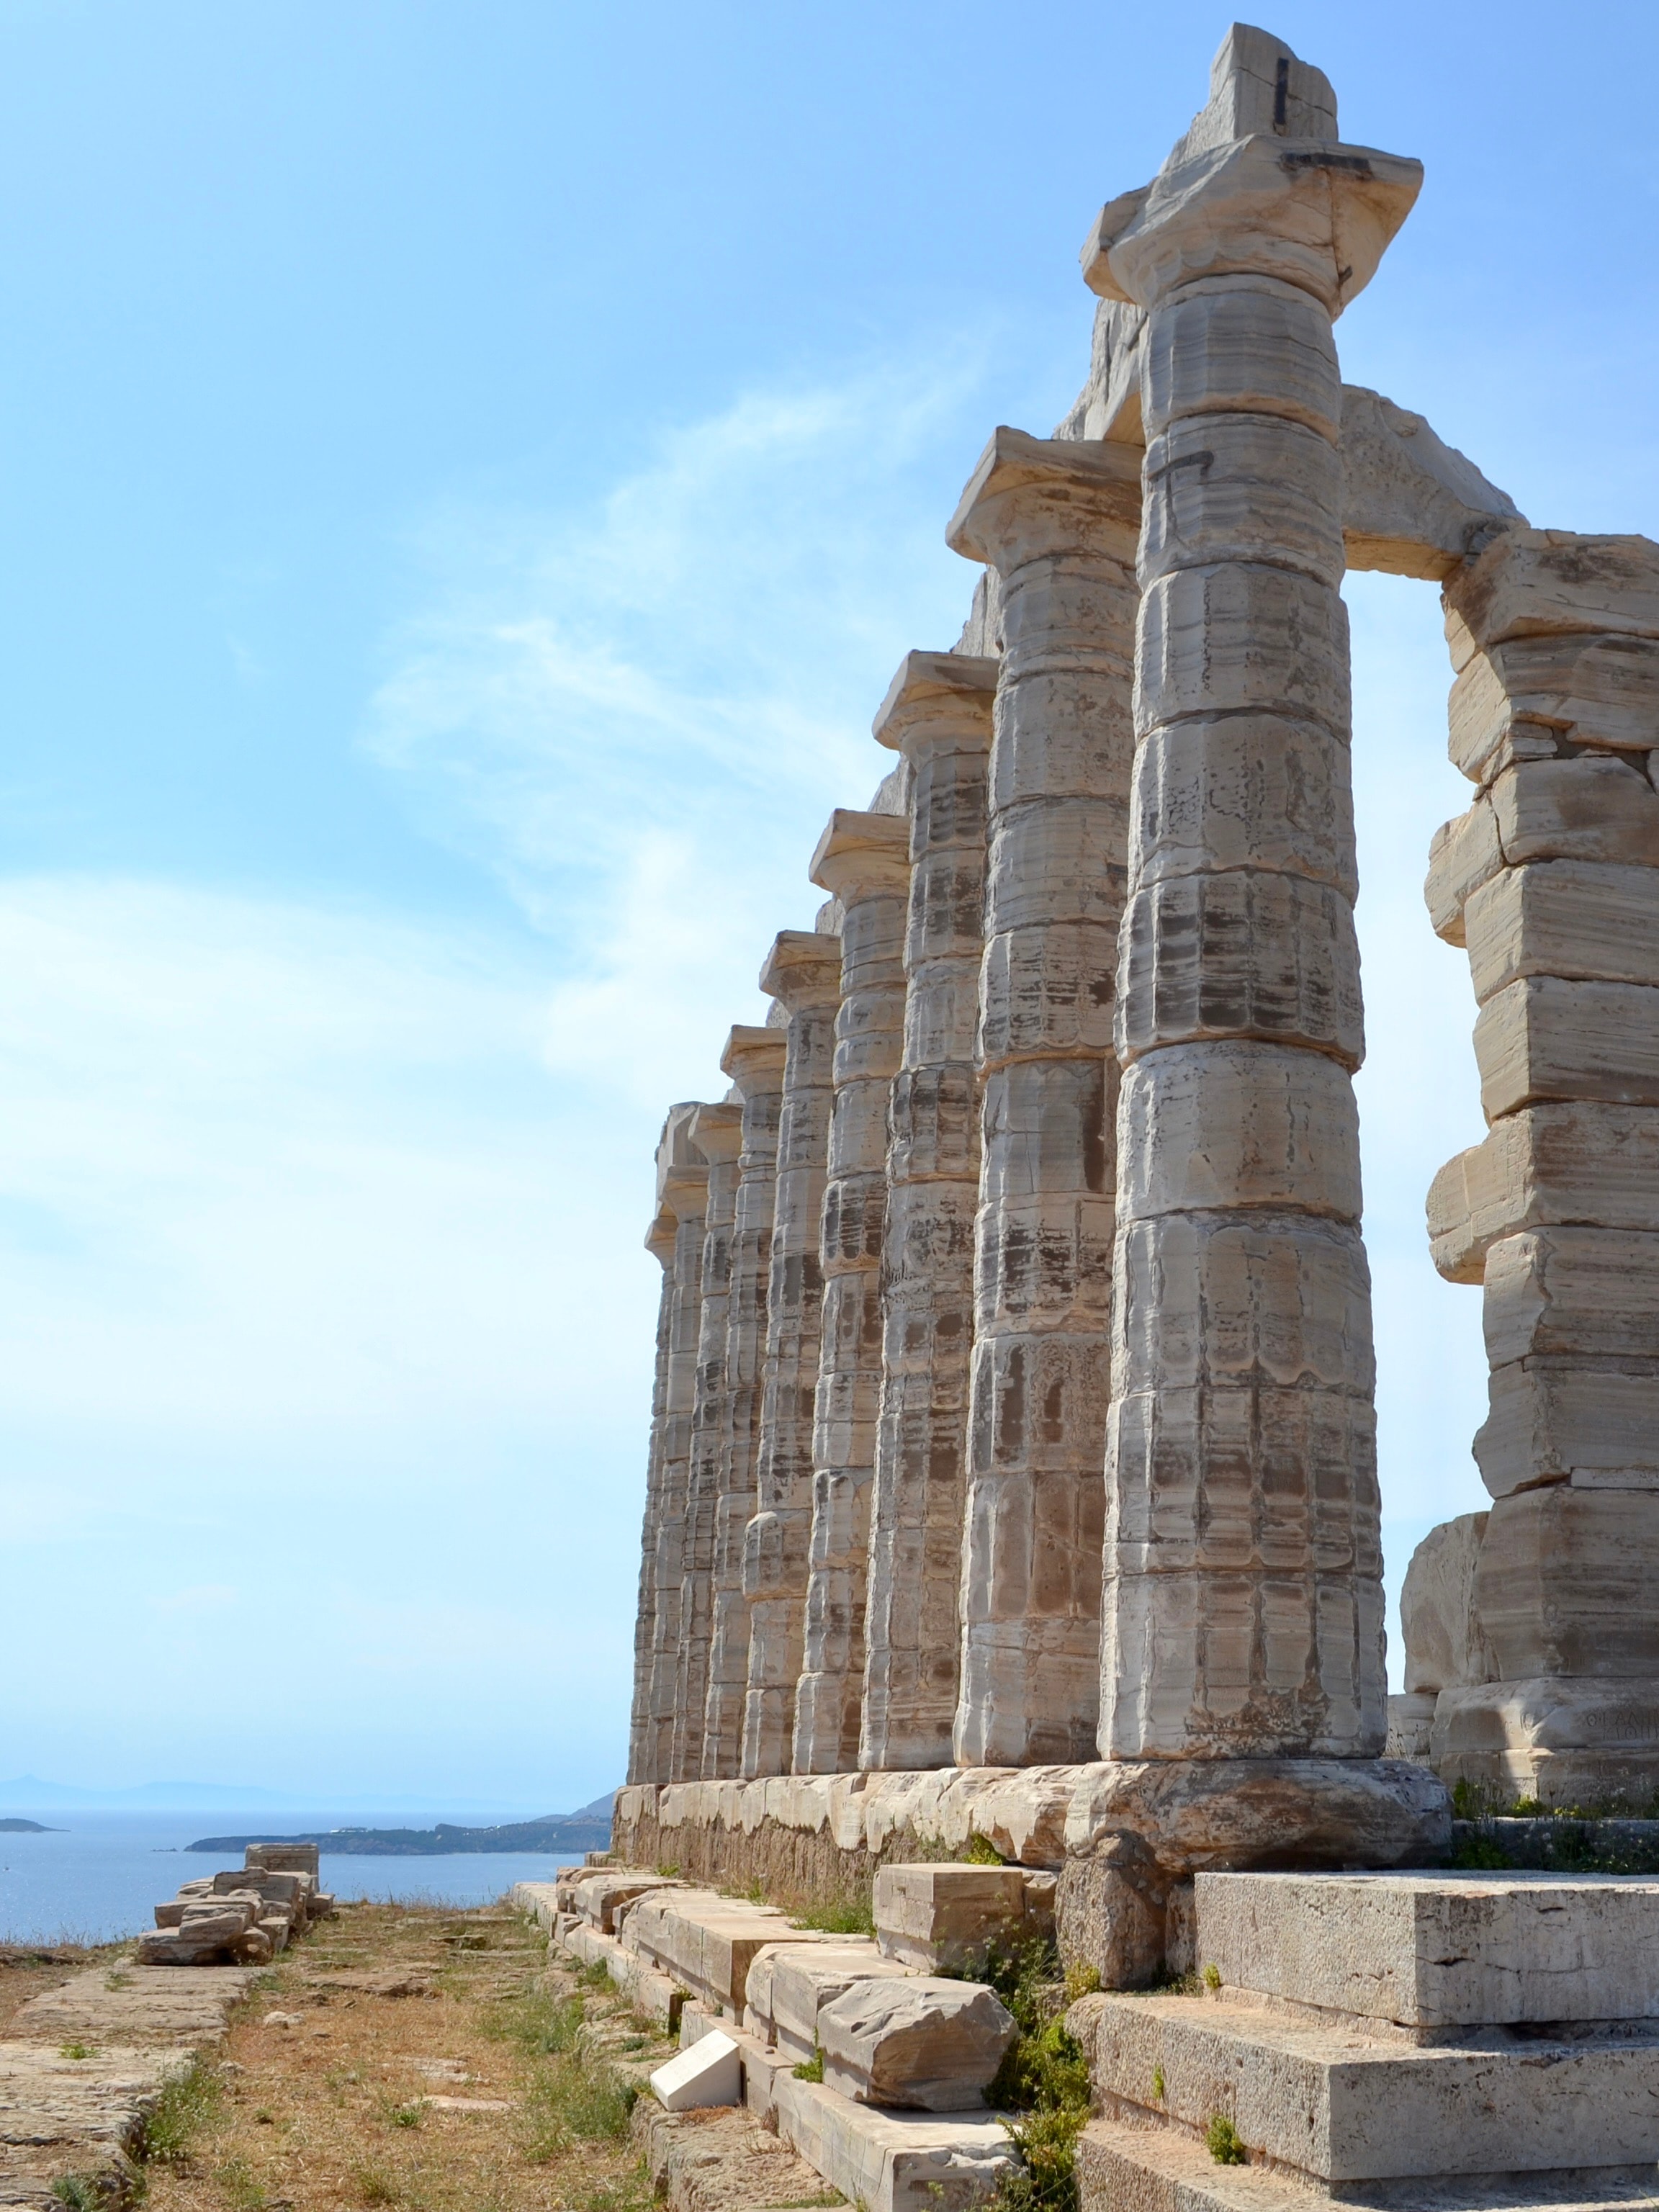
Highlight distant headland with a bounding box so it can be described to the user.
[186,1794,616,1858]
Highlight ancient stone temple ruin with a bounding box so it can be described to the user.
[586,29,1659,2207]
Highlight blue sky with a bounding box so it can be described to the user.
[1,0,1656,1809]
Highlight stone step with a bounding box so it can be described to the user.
[624,1889,842,2017]
[1074,2113,1659,2212]
[744,1940,913,2061]
[1070,1990,1659,2182]
[1195,1870,1659,2026]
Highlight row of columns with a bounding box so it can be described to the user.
[628,23,1414,1783]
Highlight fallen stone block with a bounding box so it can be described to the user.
[818,1977,1015,2112]
[246,1843,320,1879]
[1196,1869,1659,2027]
[873,1866,1043,1972]
[745,1941,913,2060]
[650,2028,742,2112]
[773,2069,1017,2212]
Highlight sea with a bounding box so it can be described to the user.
[0,1810,584,1945]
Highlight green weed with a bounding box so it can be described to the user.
[49,2180,104,2211]
[58,2042,94,2060]
[351,2161,402,2205]
[792,2044,824,2083]
[1201,1965,1222,1992]
[962,1833,1008,1866]
[518,2052,638,2160]
[1151,2066,1164,2103]
[141,2054,222,2167]
[1206,2114,1246,2164]
[215,2157,269,2209]
[484,1982,583,2056]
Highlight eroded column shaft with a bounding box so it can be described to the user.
[702,1025,788,1778]
[741,930,844,1778]
[670,1100,743,1781]
[861,652,997,1771]
[948,431,1142,1767]
[626,1212,677,1786]
[793,809,912,1773]
[645,1110,710,1785]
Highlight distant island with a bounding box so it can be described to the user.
[0,1818,60,1834]
[186,1794,616,1858]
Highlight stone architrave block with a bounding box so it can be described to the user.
[1136,562,1352,739]
[1444,527,1659,657]
[1487,752,1659,863]
[1475,1484,1659,1678]
[1112,1212,1373,1398]
[1473,974,1659,1120]
[1339,385,1522,583]
[1423,797,1502,945]
[1475,1358,1659,1496]
[1140,413,1344,590]
[817,1977,1017,2112]
[873,1866,1033,1972]
[1195,1869,1659,2028]
[1069,1984,1659,2182]
[649,2030,742,2111]
[1483,1226,1659,1364]
[1138,278,1340,443]
[1115,1043,1363,1224]
[1465,859,1659,1003]
[246,1843,320,1880]
[1131,715,1358,897]
[1398,1514,1493,1694]
[1117,869,1363,1069]
[1428,1102,1659,1282]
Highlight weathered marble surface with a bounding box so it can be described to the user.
[742,932,844,1779]
[645,1107,711,1786]
[703,1028,788,1779]
[946,428,1141,1770]
[1096,45,1407,1763]
[794,811,911,1774]
[862,652,996,1773]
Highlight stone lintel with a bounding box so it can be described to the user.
[1341,385,1524,582]
[809,808,912,904]
[946,426,1141,567]
[688,1100,744,1164]
[759,928,843,1012]
[721,1024,789,1089]
[872,650,997,763]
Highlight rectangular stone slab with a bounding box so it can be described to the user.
[1474,976,1659,1118]
[1074,2111,1659,2212]
[1195,1869,1659,2026]
[1465,860,1659,1003]
[873,1865,1032,1969]
[744,1941,913,2059]
[1071,1988,1659,2180]
[625,1889,835,2013]
[772,2070,1017,2212]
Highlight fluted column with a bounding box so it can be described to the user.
[644,1105,710,1786]
[702,1025,789,1778]
[1086,26,1419,1758]
[945,430,1142,1766]
[670,1099,743,1781]
[861,653,997,1770]
[628,1205,678,1786]
[742,930,844,1778]
[793,811,912,1773]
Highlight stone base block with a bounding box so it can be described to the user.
[772,2072,1017,2212]
[873,1863,1054,1971]
[624,1889,838,2016]
[1195,1868,1659,2028]
[743,1941,912,2062]
[1056,1759,1448,1987]
[1432,1677,1659,1807]
[1071,1988,1659,2181]
[818,1976,1017,2111]
[1074,2112,1659,2212]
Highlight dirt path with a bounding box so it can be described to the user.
[139,1899,680,2212]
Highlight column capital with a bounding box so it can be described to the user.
[644,1206,677,1265]
[873,649,997,765]
[689,1100,743,1164]
[947,427,1141,572]
[809,808,911,906]
[1077,27,1419,318]
[655,1100,710,1216]
[759,927,842,1012]
[721,1023,789,1092]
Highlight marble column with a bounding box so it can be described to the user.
[627,1204,679,1786]
[670,1099,744,1782]
[644,1104,711,1786]
[860,652,997,1771]
[1425,526,1659,1803]
[945,430,1142,1767]
[1086,25,1419,1759]
[793,810,912,1773]
[742,929,845,1779]
[702,1025,789,1779]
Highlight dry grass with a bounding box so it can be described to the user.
[138,1898,676,2212]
